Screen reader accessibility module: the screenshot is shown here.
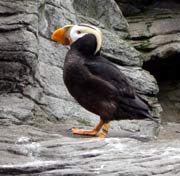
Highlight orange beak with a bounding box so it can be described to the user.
[51,25,73,45]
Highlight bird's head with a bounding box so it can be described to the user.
[51,24,102,54]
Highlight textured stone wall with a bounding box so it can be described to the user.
[116,0,180,122]
[0,0,40,125]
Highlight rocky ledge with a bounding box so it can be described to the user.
[0,122,180,176]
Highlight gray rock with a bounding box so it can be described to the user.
[0,94,34,125]
[118,66,159,95]
[73,0,129,38]
[125,0,180,122]
[102,29,142,66]
[0,123,180,175]
[145,43,180,61]
[127,1,180,59]
[0,0,40,123]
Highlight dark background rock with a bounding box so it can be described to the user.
[120,0,180,122]
[0,0,180,175]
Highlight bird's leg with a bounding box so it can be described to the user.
[71,119,104,136]
[98,122,110,138]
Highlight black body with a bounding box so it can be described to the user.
[63,34,158,122]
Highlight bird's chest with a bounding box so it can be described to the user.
[63,53,87,95]
[63,63,85,85]
[63,51,100,110]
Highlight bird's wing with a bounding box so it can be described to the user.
[83,58,159,122]
[82,64,119,99]
[84,59,136,98]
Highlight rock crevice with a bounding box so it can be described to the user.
[116,0,180,123]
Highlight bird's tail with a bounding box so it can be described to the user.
[134,95,161,124]
[139,109,161,124]
[118,94,161,124]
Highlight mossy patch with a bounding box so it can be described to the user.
[138,40,150,50]
[77,118,92,126]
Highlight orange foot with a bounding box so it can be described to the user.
[96,122,111,138]
[71,128,98,136]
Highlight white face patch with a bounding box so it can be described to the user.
[68,24,102,54]
[69,25,87,44]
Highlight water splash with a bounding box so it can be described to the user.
[15,136,41,157]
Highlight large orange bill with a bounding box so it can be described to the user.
[51,28,67,45]
[51,25,73,45]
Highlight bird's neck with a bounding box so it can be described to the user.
[65,49,84,65]
[70,34,97,56]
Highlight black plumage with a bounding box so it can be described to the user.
[63,34,158,123]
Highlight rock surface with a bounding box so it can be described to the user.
[0,122,180,176]
[119,0,180,122]
[0,0,180,175]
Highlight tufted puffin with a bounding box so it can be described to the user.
[51,24,160,138]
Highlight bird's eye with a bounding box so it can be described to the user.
[77,31,81,34]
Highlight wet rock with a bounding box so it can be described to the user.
[0,123,180,175]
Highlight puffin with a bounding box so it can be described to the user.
[51,24,160,138]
